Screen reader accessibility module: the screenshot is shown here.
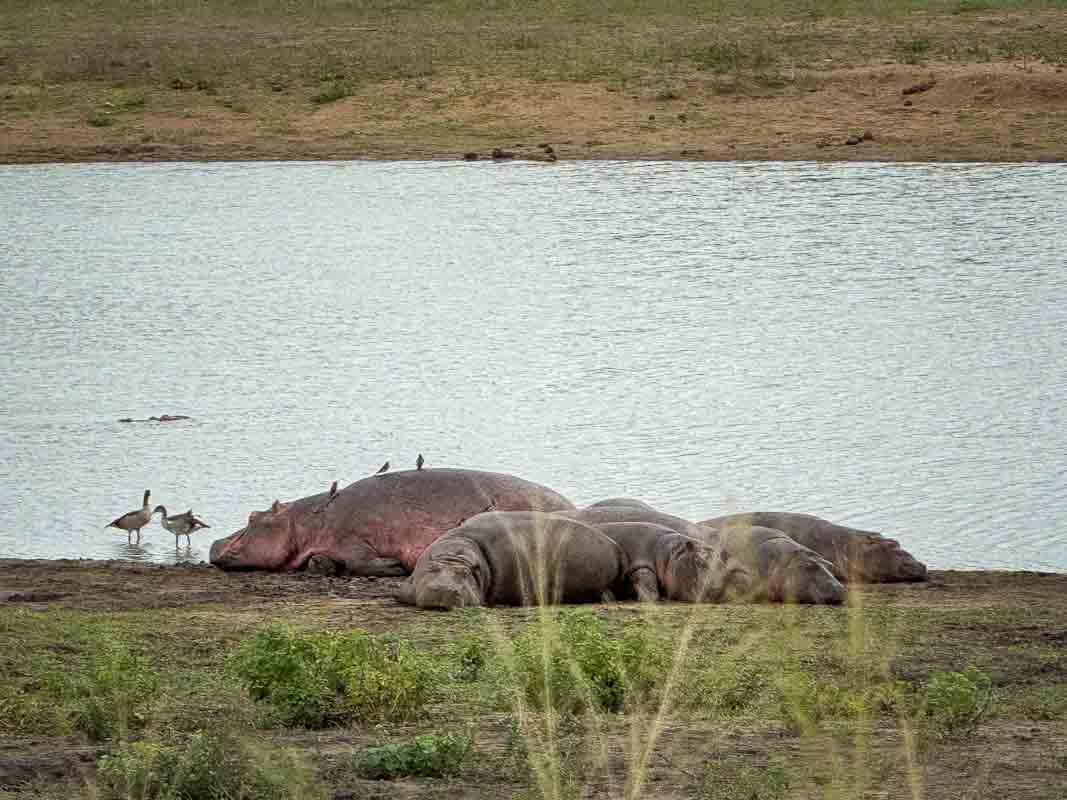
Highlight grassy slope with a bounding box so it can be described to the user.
[1,0,1066,161]
[1,566,1066,799]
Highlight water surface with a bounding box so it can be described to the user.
[1,160,1065,571]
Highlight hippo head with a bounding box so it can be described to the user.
[773,553,845,605]
[849,537,927,582]
[659,539,720,603]
[414,557,483,610]
[209,500,301,571]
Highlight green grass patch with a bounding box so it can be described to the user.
[226,623,433,727]
[350,732,472,779]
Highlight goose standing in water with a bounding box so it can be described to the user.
[154,506,211,547]
[106,490,157,544]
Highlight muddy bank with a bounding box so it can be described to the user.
[3,63,1065,165]
[1,556,1064,614]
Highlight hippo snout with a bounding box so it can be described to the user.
[209,529,244,566]
[895,554,928,582]
[416,571,481,610]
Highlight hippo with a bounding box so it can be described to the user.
[559,501,843,604]
[209,468,574,575]
[699,512,927,583]
[594,522,750,603]
[396,511,626,609]
[708,524,844,604]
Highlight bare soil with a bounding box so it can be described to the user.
[2,61,1065,164]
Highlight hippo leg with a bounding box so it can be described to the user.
[395,579,417,606]
[349,557,408,577]
[630,568,661,603]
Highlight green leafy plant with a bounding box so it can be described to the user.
[97,729,325,800]
[227,624,432,727]
[86,109,115,127]
[510,609,666,715]
[351,732,472,779]
[917,665,993,739]
[700,757,789,800]
[311,79,352,104]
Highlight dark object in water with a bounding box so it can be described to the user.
[119,414,192,423]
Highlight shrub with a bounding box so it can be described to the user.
[700,757,789,800]
[97,729,325,800]
[917,665,992,739]
[351,733,472,779]
[87,110,114,127]
[227,625,432,727]
[449,635,488,682]
[311,80,351,104]
[510,609,666,715]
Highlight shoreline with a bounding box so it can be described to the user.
[2,557,1065,575]
[4,62,1066,167]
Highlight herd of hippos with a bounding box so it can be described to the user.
[206,466,929,609]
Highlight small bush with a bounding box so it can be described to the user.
[700,757,789,800]
[510,610,666,715]
[896,36,933,64]
[449,635,488,682]
[917,665,992,739]
[351,733,472,779]
[311,79,351,104]
[87,110,115,127]
[97,729,325,800]
[227,624,432,727]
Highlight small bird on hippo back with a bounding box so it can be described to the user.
[416,453,425,471]
[376,461,389,475]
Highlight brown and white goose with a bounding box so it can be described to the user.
[106,490,157,544]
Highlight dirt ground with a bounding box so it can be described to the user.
[1,558,1065,614]
[2,61,1065,165]
[2,559,1066,798]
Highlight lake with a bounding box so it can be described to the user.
[1,159,1065,571]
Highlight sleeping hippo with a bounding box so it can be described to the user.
[396,511,625,609]
[594,522,751,603]
[710,524,844,604]
[562,501,844,604]
[699,512,927,583]
[209,468,574,575]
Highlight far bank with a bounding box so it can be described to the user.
[2,1,1066,165]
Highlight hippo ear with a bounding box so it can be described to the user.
[271,500,280,514]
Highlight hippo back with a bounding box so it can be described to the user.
[554,505,702,539]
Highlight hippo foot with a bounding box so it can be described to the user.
[305,553,341,577]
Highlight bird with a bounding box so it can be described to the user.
[376,461,389,474]
[416,454,425,471]
[329,480,338,498]
[155,506,211,547]
[106,489,157,544]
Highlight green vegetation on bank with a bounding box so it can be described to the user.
[1,0,1065,124]
[2,589,1067,799]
